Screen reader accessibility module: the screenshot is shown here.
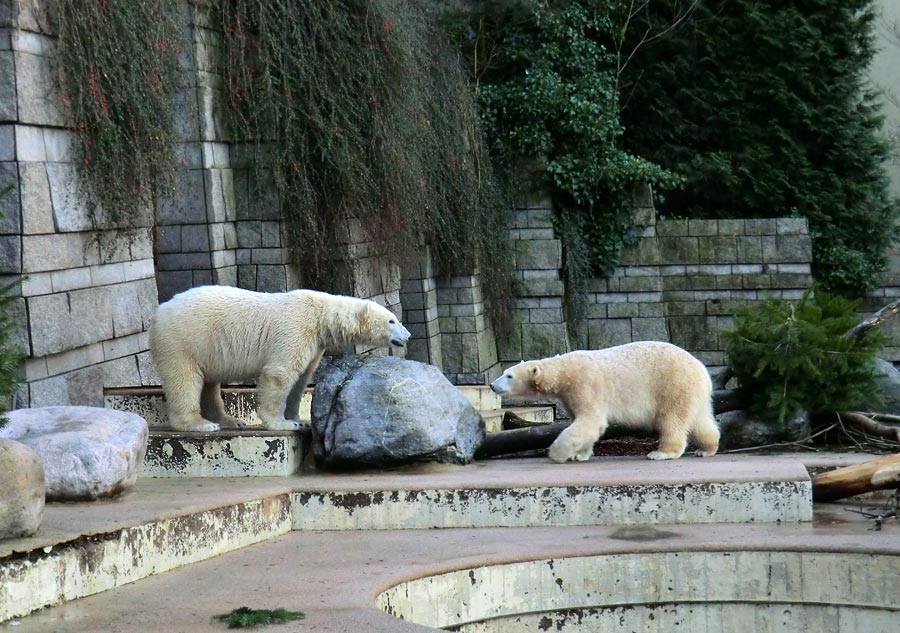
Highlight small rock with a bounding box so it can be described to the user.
[0,407,148,501]
[311,355,485,468]
[718,409,811,450]
[0,438,45,539]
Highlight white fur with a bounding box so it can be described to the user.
[490,342,719,462]
[149,285,410,432]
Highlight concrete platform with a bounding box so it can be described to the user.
[0,455,818,621]
[8,508,900,632]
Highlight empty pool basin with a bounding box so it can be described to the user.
[378,550,900,632]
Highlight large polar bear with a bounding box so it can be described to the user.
[149,286,411,432]
[490,341,719,462]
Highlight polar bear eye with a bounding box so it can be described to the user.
[389,319,396,324]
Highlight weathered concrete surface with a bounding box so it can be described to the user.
[0,439,44,539]
[291,456,813,529]
[7,507,900,632]
[0,479,294,623]
[142,429,308,477]
[1,407,148,500]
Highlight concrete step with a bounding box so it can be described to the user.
[106,384,502,427]
[0,456,817,623]
[143,428,310,477]
[481,405,555,433]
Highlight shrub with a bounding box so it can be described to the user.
[723,289,885,427]
[620,0,899,295]
[0,186,24,424]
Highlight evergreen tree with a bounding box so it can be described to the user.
[0,185,23,425]
[620,0,899,295]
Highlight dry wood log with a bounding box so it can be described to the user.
[838,412,900,443]
[713,388,751,415]
[713,367,734,390]
[812,453,900,502]
[844,300,900,341]
[476,422,651,459]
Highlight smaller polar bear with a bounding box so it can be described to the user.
[149,286,411,432]
[490,341,719,462]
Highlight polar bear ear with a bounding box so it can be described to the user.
[529,364,543,387]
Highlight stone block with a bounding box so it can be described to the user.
[110,282,144,337]
[658,237,699,264]
[14,123,44,161]
[631,317,669,342]
[717,219,745,235]
[237,264,257,289]
[21,270,50,296]
[588,319,631,349]
[42,127,73,162]
[638,302,665,317]
[689,275,718,290]
[662,276,690,291]
[517,278,565,297]
[124,258,155,281]
[211,249,235,268]
[29,287,113,356]
[715,275,744,290]
[735,236,762,263]
[688,219,717,236]
[0,124,12,160]
[0,160,20,234]
[15,51,65,126]
[44,343,104,376]
[236,220,262,247]
[698,235,737,264]
[45,163,94,232]
[496,325,523,362]
[666,300,705,316]
[100,355,142,389]
[19,161,55,234]
[772,235,813,263]
[607,302,639,318]
[0,233,19,273]
[656,219,689,237]
[213,265,238,287]
[155,270,192,303]
[261,220,281,247]
[180,224,210,252]
[667,315,718,351]
[257,264,287,292]
[618,237,660,266]
[529,308,563,324]
[744,218,778,235]
[155,224,181,253]
[50,267,91,292]
[155,252,212,271]
[0,50,15,120]
[771,272,813,289]
[618,276,662,292]
[776,217,808,235]
[252,247,284,265]
[157,169,206,225]
[522,323,567,359]
[516,239,561,270]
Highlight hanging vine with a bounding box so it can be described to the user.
[212,0,512,324]
[49,0,183,228]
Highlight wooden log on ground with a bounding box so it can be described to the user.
[713,388,751,415]
[838,411,900,443]
[476,422,651,459]
[844,300,900,342]
[811,453,900,502]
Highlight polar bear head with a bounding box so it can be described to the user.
[490,360,543,396]
[360,301,411,349]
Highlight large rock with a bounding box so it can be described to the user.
[864,358,900,413]
[311,355,485,468]
[0,438,45,539]
[718,409,811,450]
[0,407,149,501]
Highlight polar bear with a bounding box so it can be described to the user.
[149,285,411,432]
[490,341,719,462]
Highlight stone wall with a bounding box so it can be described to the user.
[2,3,159,407]
[498,193,814,370]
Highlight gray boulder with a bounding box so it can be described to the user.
[0,439,44,539]
[718,409,811,451]
[311,355,485,468]
[0,407,148,501]
[864,358,900,413]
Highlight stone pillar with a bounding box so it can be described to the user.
[436,273,499,384]
[499,195,568,365]
[399,241,442,367]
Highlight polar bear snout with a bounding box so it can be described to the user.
[389,321,411,348]
[490,374,511,395]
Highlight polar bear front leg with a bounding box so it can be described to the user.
[283,350,324,422]
[161,360,220,432]
[548,414,606,463]
[200,383,245,429]
[257,366,301,431]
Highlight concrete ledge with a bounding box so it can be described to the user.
[143,429,309,477]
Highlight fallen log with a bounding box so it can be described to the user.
[844,300,900,342]
[838,411,900,443]
[811,453,900,502]
[713,388,751,415]
[476,422,651,459]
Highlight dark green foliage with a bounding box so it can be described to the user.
[723,289,885,427]
[49,0,182,227]
[213,607,305,629]
[620,0,899,295]
[214,0,512,325]
[442,0,678,325]
[0,186,23,425]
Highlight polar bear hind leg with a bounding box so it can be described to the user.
[200,383,245,429]
[691,409,720,458]
[647,416,688,460]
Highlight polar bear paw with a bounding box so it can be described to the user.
[264,417,301,431]
[695,448,717,458]
[647,450,679,460]
[174,420,220,432]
